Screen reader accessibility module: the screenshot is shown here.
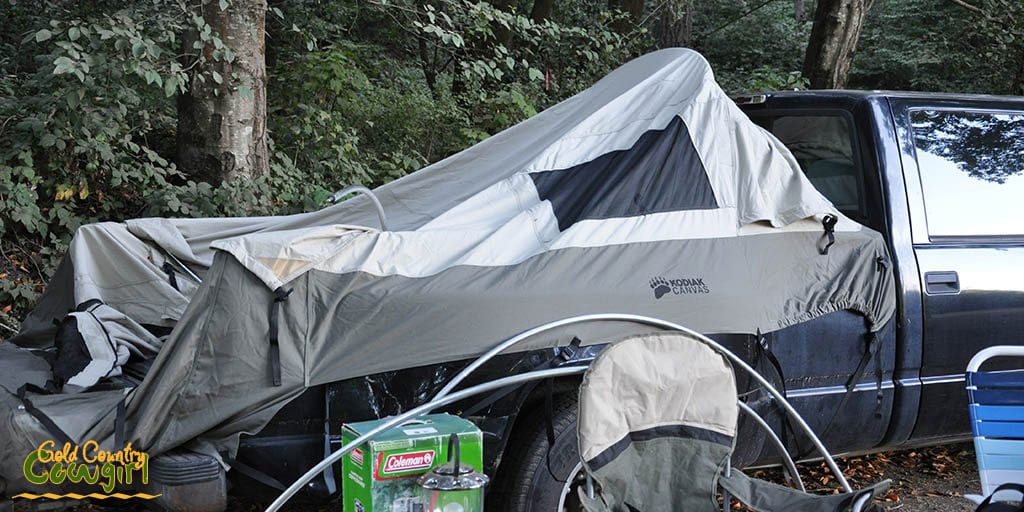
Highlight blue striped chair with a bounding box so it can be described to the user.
[966,346,1024,506]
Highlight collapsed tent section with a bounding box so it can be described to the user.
[0,48,894,494]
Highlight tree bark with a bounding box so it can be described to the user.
[654,0,692,48]
[802,0,873,89]
[490,0,515,46]
[177,0,268,185]
[530,0,553,23]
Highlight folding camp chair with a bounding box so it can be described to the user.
[576,332,890,512]
[965,346,1024,508]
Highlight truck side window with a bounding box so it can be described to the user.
[761,115,863,218]
[910,110,1024,238]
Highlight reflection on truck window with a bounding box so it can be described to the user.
[910,110,1024,238]
[767,115,862,216]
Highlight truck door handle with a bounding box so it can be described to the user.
[924,271,960,295]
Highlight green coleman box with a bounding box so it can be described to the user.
[341,413,483,512]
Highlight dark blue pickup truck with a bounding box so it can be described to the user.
[5,91,1020,512]
[223,91,1024,512]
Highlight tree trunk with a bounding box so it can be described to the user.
[654,0,692,48]
[609,0,645,34]
[177,0,268,185]
[802,0,873,89]
[530,0,553,23]
[490,0,514,46]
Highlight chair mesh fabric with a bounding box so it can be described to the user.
[576,332,891,512]
[577,333,737,511]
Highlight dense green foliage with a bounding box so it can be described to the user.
[0,0,1019,327]
[852,0,1024,94]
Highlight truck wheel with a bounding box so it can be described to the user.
[488,396,587,512]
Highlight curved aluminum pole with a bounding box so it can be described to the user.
[432,313,853,493]
[325,185,390,231]
[263,366,588,512]
[738,401,805,492]
[437,313,663,398]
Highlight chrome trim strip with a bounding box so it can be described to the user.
[785,373,966,399]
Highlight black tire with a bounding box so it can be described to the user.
[487,395,584,512]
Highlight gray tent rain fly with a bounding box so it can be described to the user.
[0,48,894,494]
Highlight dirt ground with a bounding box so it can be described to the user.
[250,443,984,512]
[854,442,979,511]
[758,442,981,512]
[56,443,984,512]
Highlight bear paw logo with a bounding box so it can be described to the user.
[649,277,671,299]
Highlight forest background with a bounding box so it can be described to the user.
[0,0,1020,329]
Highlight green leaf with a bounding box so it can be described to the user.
[68,27,80,41]
[211,70,223,84]
[145,69,163,86]
[131,41,145,58]
[272,7,284,19]
[35,29,53,42]
[528,68,544,81]
[219,0,229,10]
[66,89,82,108]
[53,56,74,75]
[239,84,253,99]
[40,134,56,148]
[164,75,179,97]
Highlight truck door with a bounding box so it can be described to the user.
[744,108,897,453]
[891,99,1024,440]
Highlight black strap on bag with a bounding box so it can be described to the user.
[114,396,127,449]
[17,384,74,445]
[820,214,838,255]
[976,483,1024,512]
[268,287,292,387]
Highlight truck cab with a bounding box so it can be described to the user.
[738,90,1024,448]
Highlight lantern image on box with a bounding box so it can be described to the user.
[416,433,489,512]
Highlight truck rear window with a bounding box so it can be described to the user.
[910,110,1024,238]
[751,114,864,219]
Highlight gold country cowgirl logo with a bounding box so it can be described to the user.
[14,440,161,500]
